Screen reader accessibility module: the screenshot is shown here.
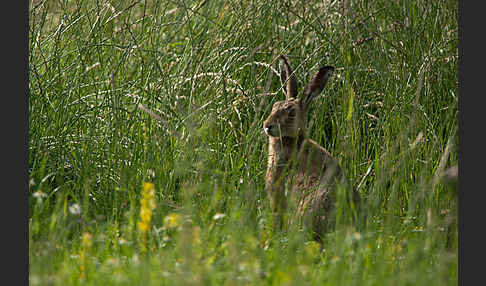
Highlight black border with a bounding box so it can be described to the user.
[458,2,463,286]
[458,1,479,286]
[12,0,29,285]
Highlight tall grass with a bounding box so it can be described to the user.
[29,0,458,285]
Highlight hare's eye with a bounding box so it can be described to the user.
[288,108,296,117]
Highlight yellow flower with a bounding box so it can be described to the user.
[163,213,180,229]
[79,232,93,279]
[139,208,152,223]
[193,226,201,245]
[142,182,155,198]
[138,183,156,229]
[137,221,150,232]
[137,182,157,254]
[82,232,93,248]
[304,241,321,257]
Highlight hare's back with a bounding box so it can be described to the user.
[297,139,342,179]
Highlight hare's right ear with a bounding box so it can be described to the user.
[279,55,298,100]
[300,65,334,110]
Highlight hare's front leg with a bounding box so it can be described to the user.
[265,166,287,231]
[298,187,332,241]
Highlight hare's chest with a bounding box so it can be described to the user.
[266,142,293,170]
[291,171,331,214]
[291,170,320,192]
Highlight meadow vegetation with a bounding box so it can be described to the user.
[29,0,458,285]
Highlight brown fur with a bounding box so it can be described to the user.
[263,55,350,240]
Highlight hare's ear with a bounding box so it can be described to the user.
[279,55,298,100]
[300,65,334,109]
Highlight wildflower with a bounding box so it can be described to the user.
[163,213,181,229]
[80,232,93,279]
[131,254,140,265]
[118,238,129,245]
[412,226,424,232]
[212,213,226,220]
[138,183,156,230]
[192,226,201,245]
[162,234,170,242]
[105,258,119,267]
[137,182,157,253]
[331,256,341,264]
[32,190,46,203]
[298,265,310,276]
[30,275,40,285]
[137,221,150,232]
[82,232,93,248]
[304,241,321,257]
[69,203,82,215]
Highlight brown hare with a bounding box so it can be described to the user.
[263,55,356,241]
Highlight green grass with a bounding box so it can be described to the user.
[29,0,458,285]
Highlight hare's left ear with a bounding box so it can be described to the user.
[300,65,334,110]
[279,55,299,100]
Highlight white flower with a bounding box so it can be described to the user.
[32,190,46,203]
[69,203,82,215]
[212,213,226,220]
[33,190,46,199]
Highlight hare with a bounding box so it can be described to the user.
[263,55,356,241]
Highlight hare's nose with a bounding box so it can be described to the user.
[263,123,274,135]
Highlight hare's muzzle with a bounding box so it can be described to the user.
[263,122,276,136]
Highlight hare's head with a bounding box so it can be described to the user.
[263,55,334,138]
